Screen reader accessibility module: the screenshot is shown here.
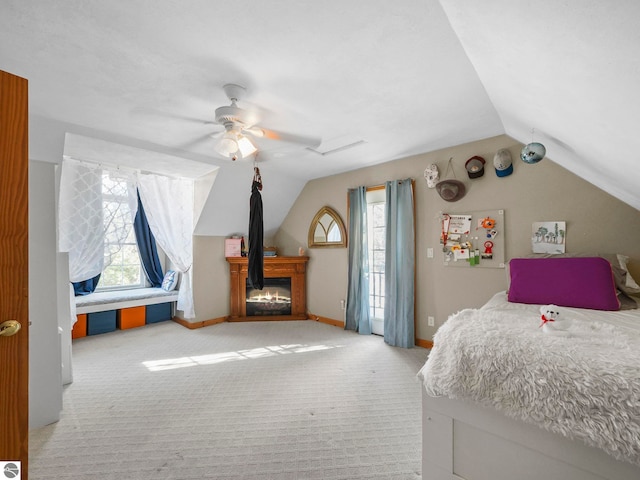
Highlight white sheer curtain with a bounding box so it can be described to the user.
[137,172,195,318]
[58,158,138,282]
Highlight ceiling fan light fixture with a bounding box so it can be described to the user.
[207,83,316,160]
[237,135,257,157]
[215,131,240,157]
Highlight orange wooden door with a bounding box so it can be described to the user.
[0,69,29,479]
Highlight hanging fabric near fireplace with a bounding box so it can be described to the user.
[248,167,264,289]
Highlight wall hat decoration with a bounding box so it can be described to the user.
[465,156,485,179]
[436,157,466,201]
[424,164,440,188]
[436,179,466,202]
[520,142,546,164]
[493,148,514,177]
[521,129,546,164]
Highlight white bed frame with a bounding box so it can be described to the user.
[422,390,640,480]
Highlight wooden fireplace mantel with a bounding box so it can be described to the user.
[226,256,309,322]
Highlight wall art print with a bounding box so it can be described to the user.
[531,221,566,254]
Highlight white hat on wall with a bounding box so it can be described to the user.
[493,149,513,177]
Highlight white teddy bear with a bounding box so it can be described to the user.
[540,304,572,336]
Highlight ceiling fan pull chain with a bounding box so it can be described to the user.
[253,166,263,191]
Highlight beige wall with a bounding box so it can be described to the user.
[189,235,231,322]
[273,134,640,342]
[188,232,277,323]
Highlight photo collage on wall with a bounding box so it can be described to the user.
[439,209,505,268]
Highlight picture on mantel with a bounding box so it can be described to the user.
[531,221,566,254]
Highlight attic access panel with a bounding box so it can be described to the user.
[441,209,505,268]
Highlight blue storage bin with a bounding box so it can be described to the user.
[146,302,172,324]
[87,310,117,335]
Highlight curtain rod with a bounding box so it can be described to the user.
[348,177,415,192]
[62,155,189,180]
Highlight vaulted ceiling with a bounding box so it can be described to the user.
[1,0,638,236]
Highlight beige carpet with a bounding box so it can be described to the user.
[29,320,430,479]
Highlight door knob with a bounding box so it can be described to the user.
[0,320,21,337]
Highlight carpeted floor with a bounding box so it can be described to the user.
[29,320,430,479]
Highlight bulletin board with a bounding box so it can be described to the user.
[439,209,505,268]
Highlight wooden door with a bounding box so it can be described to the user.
[0,70,29,479]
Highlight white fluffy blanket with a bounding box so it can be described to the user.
[419,306,640,465]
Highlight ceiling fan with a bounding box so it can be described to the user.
[209,83,321,161]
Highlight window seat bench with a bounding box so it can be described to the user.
[75,287,179,314]
[73,288,179,338]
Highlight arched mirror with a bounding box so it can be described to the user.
[308,206,347,248]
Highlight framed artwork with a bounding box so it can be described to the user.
[532,221,566,254]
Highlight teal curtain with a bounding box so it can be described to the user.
[383,179,415,348]
[345,186,371,335]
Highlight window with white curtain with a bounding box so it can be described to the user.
[59,158,196,317]
[59,158,138,285]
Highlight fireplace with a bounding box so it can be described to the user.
[227,256,308,321]
[246,277,292,316]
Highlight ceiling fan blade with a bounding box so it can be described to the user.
[246,127,321,148]
[177,133,214,150]
[131,106,215,125]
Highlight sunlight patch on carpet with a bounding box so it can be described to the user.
[143,343,343,371]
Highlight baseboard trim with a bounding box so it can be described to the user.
[307,312,433,348]
[308,312,345,328]
[415,338,433,349]
[172,313,433,348]
[172,316,227,329]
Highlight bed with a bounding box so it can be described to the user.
[418,256,640,480]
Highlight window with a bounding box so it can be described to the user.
[367,187,386,323]
[100,227,143,289]
[97,172,144,290]
[346,180,413,343]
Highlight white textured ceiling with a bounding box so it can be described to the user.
[439,0,640,211]
[1,0,638,236]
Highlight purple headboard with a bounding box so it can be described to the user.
[508,257,620,310]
